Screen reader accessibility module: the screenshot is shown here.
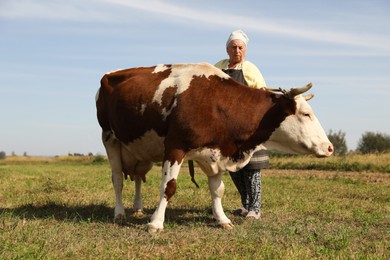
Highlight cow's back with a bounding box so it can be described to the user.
[96,65,175,145]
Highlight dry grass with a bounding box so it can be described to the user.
[270,153,390,173]
[271,153,390,167]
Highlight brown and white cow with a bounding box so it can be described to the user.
[96,62,333,233]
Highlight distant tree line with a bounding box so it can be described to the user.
[327,130,390,155]
[356,132,390,154]
[68,152,95,157]
[0,151,98,160]
[1,131,390,159]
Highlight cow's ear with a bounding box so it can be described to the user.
[304,94,314,101]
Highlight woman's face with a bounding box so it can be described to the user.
[226,39,247,65]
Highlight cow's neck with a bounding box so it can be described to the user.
[231,92,294,160]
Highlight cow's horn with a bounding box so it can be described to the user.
[287,83,312,98]
[304,93,314,101]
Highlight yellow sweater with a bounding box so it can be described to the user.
[214,59,266,89]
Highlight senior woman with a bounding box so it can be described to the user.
[215,29,269,220]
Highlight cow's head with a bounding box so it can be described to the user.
[263,83,333,157]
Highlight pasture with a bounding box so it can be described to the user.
[1,155,389,259]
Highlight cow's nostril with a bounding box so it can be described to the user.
[328,145,334,153]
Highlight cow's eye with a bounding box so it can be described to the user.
[303,112,311,118]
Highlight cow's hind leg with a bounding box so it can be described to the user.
[208,174,233,229]
[132,161,153,218]
[148,159,182,233]
[102,131,126,224]
[132,175,144,217]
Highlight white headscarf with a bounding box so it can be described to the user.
[226,29,249,47]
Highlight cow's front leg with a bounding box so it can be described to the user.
[208,174,233,229]
[148,160,181,233]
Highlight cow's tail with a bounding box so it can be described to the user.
[188,160,199,188]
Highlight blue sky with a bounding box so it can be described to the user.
[1,0,389,156]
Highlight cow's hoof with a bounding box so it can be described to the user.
[114,214,126,225]
[147,223,163,234]
[220,222,234,230]
[132,209,144,218]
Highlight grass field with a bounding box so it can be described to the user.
[0,156,389,259]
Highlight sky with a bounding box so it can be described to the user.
[0,0,389,156]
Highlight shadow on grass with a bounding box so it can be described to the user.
[0,202,214,227]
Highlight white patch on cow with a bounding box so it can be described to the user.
[161,99,177,120]
[123,130,165,162]
[152,64,170,73]
[151,63,229,120]
[140,104,147,115]
[186,147,253,175]
[106,68,124,75]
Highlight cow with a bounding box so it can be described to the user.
[95,62,333,233]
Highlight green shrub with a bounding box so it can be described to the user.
[357,132,390,154]
[92,154,106,163]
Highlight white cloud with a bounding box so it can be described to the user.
[101,0,390,51]
[2,0,389,51]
